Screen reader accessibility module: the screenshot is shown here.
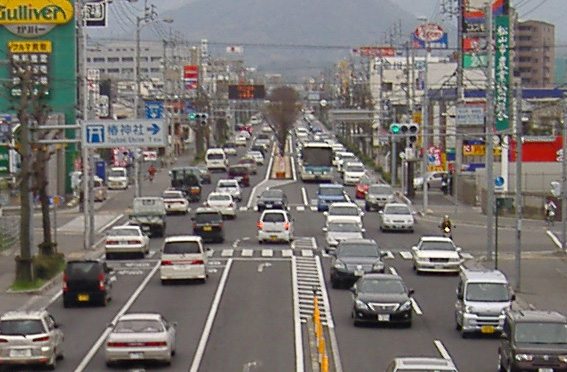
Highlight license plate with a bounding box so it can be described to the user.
[10,349,31,357]
[203,226,212,231]
[378,314,390,322]
[435,265,445,269]
[266,203,273,208]
[538,369,553,372]
[481,325,495,334]
[129,352,144,359]
[270,235,278,240]
[142,226,150,231]
[78,294,90,302]
[354,270,364,277]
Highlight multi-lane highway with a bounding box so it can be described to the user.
[11,127,557,372]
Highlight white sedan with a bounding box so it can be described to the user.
[324,202,364,227]
[247,151,264,165]
[205,192,237,219]
[105,226,150,259]
[411,236,463,274]
[162,189,189,215]
[379,203,415,232]
[215,179,242,201]
[235,134,248,146]
[105,313,177,367]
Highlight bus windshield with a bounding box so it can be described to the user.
[302,147,332,167]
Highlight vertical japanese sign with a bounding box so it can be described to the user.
[494,15,510,132]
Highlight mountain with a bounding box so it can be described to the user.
[158,0,419,81]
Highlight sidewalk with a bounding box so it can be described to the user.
[0,149,195,313]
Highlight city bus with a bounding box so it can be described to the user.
[299,142,333,182]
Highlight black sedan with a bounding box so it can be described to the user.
[330,239,386,289]
[350,273,414,327]
[256,189,288,212]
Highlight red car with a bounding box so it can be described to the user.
[355,176,374,199]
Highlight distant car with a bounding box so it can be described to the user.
[379,203,415,232]
[104,313,177,367]
[261,124,272,133]
[413,171,448,189]
[330,239,386,289]
[323,219,365,253]
[107,167,129,190]
[235,133,248,146]
[105,225,150,259]
[215,179,242,201]
[247,150,265,165]
[316,184,347,212]
[228,165,251,187]
[222,140,238,156]
[192,208,224,243]
[256,188,288,212]
[250,143,268,157]
[160,235,209,283]
[350,273,414,327]
[238,156,258,175]
[342,161,366,185]
[205,192,237,219]
[162,189,190,215]
[257,209,294,244]
[365,183,395,211]
[355,175,374,199]
[335,152,357,173]
[0,310,64,369]
[193,166,212,184]
[386,357,459,372]
[411,236,463,274]
[63,259,114,307]
[324,202,364,226]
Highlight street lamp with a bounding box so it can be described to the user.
[134,16,173,118]
[417,16,431,214]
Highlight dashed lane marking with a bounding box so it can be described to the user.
[221,249,234,257]
[400,251,413,260]
[241,249,253,257]
[261,249,273,257]
[282,249,293,257]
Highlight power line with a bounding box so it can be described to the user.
[520,0,551,17]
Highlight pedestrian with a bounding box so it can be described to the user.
[545,198,557,225]
[148,164,157,182]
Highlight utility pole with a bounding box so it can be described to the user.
[486,3,495,260]
[514,83,522,291]
[562,97,567,253]
[421,25,431,214]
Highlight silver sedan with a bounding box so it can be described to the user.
[105,313,177,367]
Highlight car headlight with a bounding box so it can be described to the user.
[334,261,346,269]
[515,354,534,362]
[372,262,384,271]
[464,305,474,314]
[558,355,567,363]
[399,300,412,311]
[327,237,338,246]
[355,299,370,310]
[449,257,461,263]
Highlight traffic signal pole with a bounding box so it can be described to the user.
[562,97,567,252]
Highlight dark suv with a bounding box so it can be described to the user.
[192,207,225,243]
[63,260,114,307]
[228,165,251,187]
[498,310,567,372]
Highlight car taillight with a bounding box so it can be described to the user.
[191,260,204,265]
[98,272,105,291]
[142,341,167,347]
[229,203,234,207]
[106,240,118,245]
[219,222,223,228]
[63,273,68,291]
[161,260,173,266]
[0,339,7,343]
[257,221,263,229]
[284,222,290,230]
[128,240,141,245]
[33,336,50,342]
[107,342,129,347]
[204,203,210,207]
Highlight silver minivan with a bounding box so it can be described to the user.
[455,268,515,338]
[160,236,210,284]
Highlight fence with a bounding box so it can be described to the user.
[0,215,19,251]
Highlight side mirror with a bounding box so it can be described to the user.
[411,246,418,251]
[348,286,356,294]
[361,228,366,233]
[501,332,509,340]
[456,247,462,253]
[53,323,60,329]
[360,212,365,217]
[322,227,328,232]
[378,210,384,215]
[408,289,415,296]
[511,293,516,301]
[172,321,178,327]
[206,247,212,252]
[323,212,328,217]
[380,251,388,258]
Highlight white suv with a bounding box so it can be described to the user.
[205,148,228,171]
[342,161,366,185]
[160,235,209,284]
[257,209,294,243]
[0,310,64,369]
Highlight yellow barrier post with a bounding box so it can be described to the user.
[322,354,329,372]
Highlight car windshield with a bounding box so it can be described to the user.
[163,192,183,199]
[419,241,456,251]
[320,187,343,196]
[262,213,286,223]
[328,222,361,232]
[346,165,364,172]
[218,182,237,189]
[359,279,405,294]
[109,228,140,236]
[338,243,378,257]
[0,320,45,335]
[330,206,359,216]
[114,319,164,333]
[109,170,125,177]
[65,262,102,279]
[514,322,567,344]
[163,241,201,254]
[195,212,222,224]
[369,185,393,195]
[207,154,224,160]
[229,166,248,174]
[262,190,283,198]
[384,206,411,215]
[209,194,231,201]
[465,283,510,302]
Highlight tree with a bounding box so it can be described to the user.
[265,86,300,155]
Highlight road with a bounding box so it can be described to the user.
[7,131,558,372]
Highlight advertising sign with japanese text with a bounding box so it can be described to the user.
[494,15,510,131]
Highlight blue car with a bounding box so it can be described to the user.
[317,184,347,212]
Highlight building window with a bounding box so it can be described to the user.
[140,57,149,62]
[107,68,119,73]
[151,56,162,62]
[99,69,105,73]
[141,68,148,73]
[86,57,91,62]
[107,57,119,63]
[93,57,105,62]
[122,68,134,74]
[122,57,134,62]
[150,68,160,73]
[382,82,393,91]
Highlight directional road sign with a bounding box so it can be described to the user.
[145,101,163,119]
[82,119,166,149]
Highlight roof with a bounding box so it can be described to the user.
[117,313,163,321]
[329,202,358,208]
[508,310,567,323]
[319,183,344,189]
[338,238,377,245]
[419,236,454,243]
[164,235,202,243]
[460,268,508,283]
[394,357,457,370]
[1,310,48,320]
[361,273,401,281]
[110,225,140,231]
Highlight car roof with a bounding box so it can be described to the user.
[217,179,239,184]
[394,357,457,369]
[327,218,360,224]
[208,192,232,198]
[260,209,287,215]
[360,273,402,281]
[110,225,140,231]
[419,236,454,243]
[508,310,567,323]
[195,207,221,214]
[164,235,202,243]
[329,202,358,208]
[460,268,508,283]
[338,238,377,245]
[319,184,344,189]
[1,310,48,320]
[117,313,163,321]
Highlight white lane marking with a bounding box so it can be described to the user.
[221,249,234,257]
[291,257,305,372]
[290,137,297,181]
[98,213,124,233]
[434,339,453,360]
[301,249,313,257]
[301,187,308,206]
[239,206,247,211]
[75,262,161,372]
[400,251,413,259]
[241,249,253,257]
[189,259,233,372]
[246,147,275,208]
[547,230,562,249]
[261,249,273,257]
[282,249,293,257]
[296,206,305,212]
[257,262,272,272]
[310,206,318,212]
[389,267,398,275]
[411,298,423,316]
[460,252,474,260]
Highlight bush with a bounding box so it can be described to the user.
[33,253,65,280]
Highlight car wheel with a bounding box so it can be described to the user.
[455,321,462,331]
[63,298,72,308]
[161,279,169,286]
[105,252,113,260]
[364,203,370,212]
[331,278,339,289]
[46,352,56,370]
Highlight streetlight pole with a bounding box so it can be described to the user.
[417,17,430,215]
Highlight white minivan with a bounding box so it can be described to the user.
[107,167,129,190]
[160,236,209,284]
[205,148,228,172]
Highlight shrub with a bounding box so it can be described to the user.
[33,253,65,280]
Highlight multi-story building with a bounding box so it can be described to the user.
[515,20,555,88]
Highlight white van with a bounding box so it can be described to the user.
[107,167,129,190]
[160,236,209,284]
[205,148,228,172]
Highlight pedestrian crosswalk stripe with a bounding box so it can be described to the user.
[221,249,233,257]
[301,250,314,257]
[241,249,253,257]
[261,249,273,257]
[296,206,305,212]
[400,251,413,259]
[310,206,318,212]
[239,206,248,211]
[282,249,293,257]
[461,252,474,260]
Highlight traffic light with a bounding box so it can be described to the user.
[189,112,208,126]
[389,123,419,143]
[551,181,562,197]
[390,123,401,134]
[188,112,196,120]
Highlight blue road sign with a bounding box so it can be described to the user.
[494,176,504,187]
[0,114,12,142]
[145,101,163,119]
[82,119,166,149]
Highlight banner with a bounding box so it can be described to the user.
[494,15,510,132]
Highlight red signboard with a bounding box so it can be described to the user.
[184,65,198,90]
[354,46,395,57]
[509,136,563,162]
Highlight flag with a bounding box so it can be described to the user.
[226,46,243,54]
